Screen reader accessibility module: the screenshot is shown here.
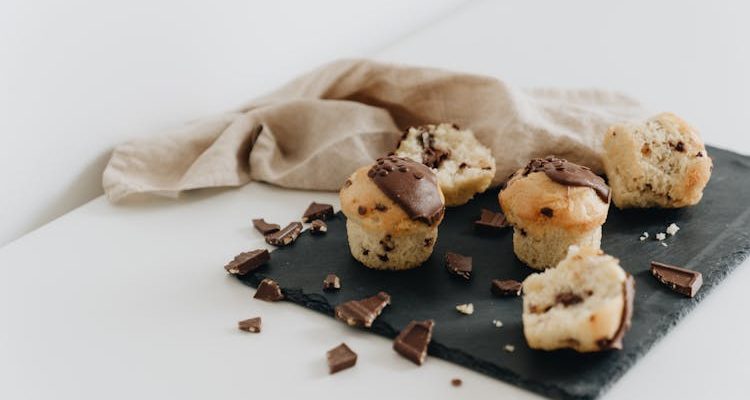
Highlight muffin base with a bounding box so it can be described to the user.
[345,219,438,270]
[512,226,602,270]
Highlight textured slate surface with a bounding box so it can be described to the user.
[237,146,750,400]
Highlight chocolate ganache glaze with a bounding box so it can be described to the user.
[521,156,610,203]
[368,156,444,225]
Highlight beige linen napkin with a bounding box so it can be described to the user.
[102,59,646,202]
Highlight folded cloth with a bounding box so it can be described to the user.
[102,59,646,202]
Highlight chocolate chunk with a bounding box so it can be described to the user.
[379,235,395,252]
[265,222,302,246]
[491,279,522,297]
[253,278,284,302]
[445,252,472,280]
[323,274,341,291]
[368,156,444,225]
[252,219,280,235]
[302,202,334,222]
[335,292,391,328]
[238,317,261,333]
[451,378,462,387]
[393,320,434,365]
[674,141,685,152]
[540,207,554,218]
[597,274,635,350]
[224,249,270,275]
[474,209,508,233]
[358,206,367,215]
[327,343,357,374]
[310,219,327,235]
[521,156,610,203]
[555,292,583,306]
[650,261,703,297]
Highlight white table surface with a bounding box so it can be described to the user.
[2,1,750,399]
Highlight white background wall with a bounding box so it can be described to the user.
[0,0,466,246]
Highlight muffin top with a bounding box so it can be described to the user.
[499,157,610,233]
[340,156,445,234]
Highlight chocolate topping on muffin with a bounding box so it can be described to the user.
[521,156,610,203]
[367,156,444,225]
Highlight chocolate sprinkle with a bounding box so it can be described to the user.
[520,156,610,203]
[368,156,444,225]
[335,292,391,328]
[445,252,472,280]
[224,249,269,275]
[323,274,341,291]
[238,317,261,333]
[302,202,334,222]
[474,209,508,233]
[393,319,434,365]
[265,222,302,246]
[252,219,280,235]
[650,261,703,297]
[327,343,357,374]
[254,278,284,302]
[310,219,327,235]
[491,279,522,297]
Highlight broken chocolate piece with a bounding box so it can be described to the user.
[253,278,284,302]
[323,274,341,291]
[334,292,391,328]
[393,320,434,365]
[650,261,703,297]
[474,209,508,233]
[310,219,327,235]
[327,343,357,374]
[265,222,302,246]
[491,279,522,297]
[252,219,280,235]
[445,252,472,280]
[302,202,334,222]
[238,317,261,333]
[224,249,270,275]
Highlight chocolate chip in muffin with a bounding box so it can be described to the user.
[540,207,554,218]
[302,202,334,222]
[555,292,583,307]
[374,203,388,212]
[358,206,367,215]
[378,254,389,262]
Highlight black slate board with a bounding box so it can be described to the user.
[237,146,750,400]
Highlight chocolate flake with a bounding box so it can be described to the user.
[327,343,357,374]
[310,219,327,234]
[335,292,391,328]
[323,274,341,291]
[445,252,472,280]
[224,249,270,275]
[252,219,280,235]
[521,156,610,203]
[238,317,261,333]
[393,320,434,365]
[265,222,302,246]
[474,209,508,233]
[491,279,522,297]
[650,261,703,297]
[423,238,433,247]
[302,202,334,222]
[254,278,284,302]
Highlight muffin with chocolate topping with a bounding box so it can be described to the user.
[395,123,496,206]
[339,156,446,270]
[499,156,611,270]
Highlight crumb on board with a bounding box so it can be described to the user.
[639,232,649,241]
[456,303,474,315]
[661,242,668,247]
[666,223,680,236]
[504,344,515,353]
[492,319,503,328]
[655,232,667,241]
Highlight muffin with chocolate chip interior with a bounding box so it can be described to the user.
[339,156,445,270]
[603,112,712,208]
[395,123,495,206]
[499,156,610,270]
[522,245,634,352]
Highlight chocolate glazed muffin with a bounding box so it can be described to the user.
[339,156,446,270]
[499,157,611,270]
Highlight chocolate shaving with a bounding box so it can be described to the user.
[254,278,284,302]
[252,219,280,235]
[224,249,269,275]
[491,279,522,297]
[393,320,434,365]
[650,261,703,297]
[238,317,261,333]
[474,209,508,233]
[445,252,472,280]
[310,219,327,235]
[302,202,334,222]
[335,292,391,328]
[520,156,610,203]
[327,343,357,374]
[265,222,302,246]
[323,274,341,291]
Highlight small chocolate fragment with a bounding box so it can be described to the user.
[252,219,280,235]
[302,202,334,223]
[555,292,584,306]
[358,206,367,215]
[674,141,685,152]
[540,207,554,218]
[451,378,462,387]
[393,320,434,365]
[323,274,341,291]
[310,219,327,235]
[491,279,522,297]
[224,249,270,275]
[335,292,391,328]
[650,261,703,297]
[254,278,284,302]
[445,252,472,280]
[265,222,302,246]
[474,209,508,233]
[327,343,357,374]
[238,317,261,333]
